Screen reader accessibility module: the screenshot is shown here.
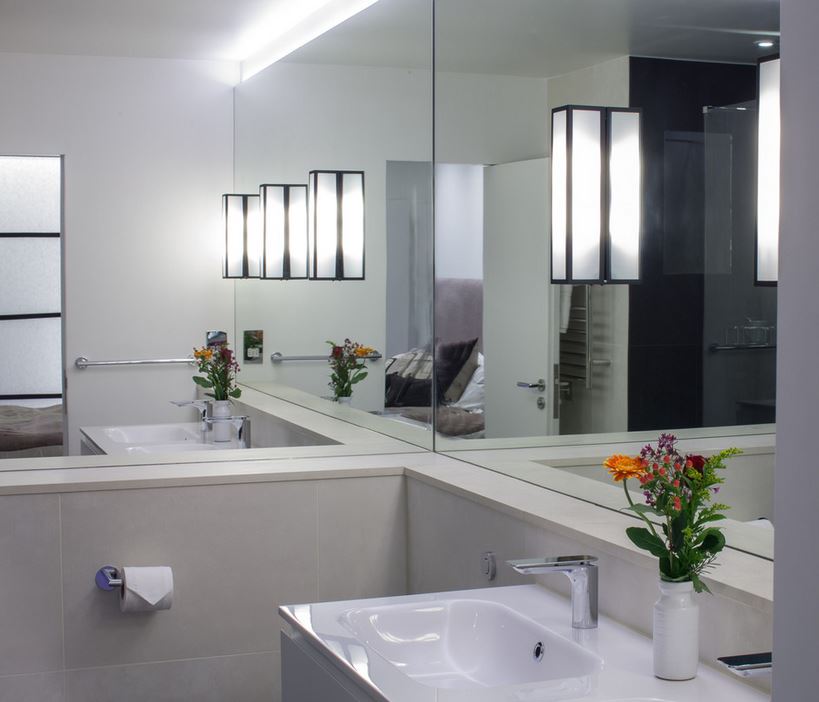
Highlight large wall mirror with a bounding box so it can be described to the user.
[432,0,779,558]
[233,0,436,451]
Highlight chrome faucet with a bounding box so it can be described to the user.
[170,399,210,422]
[507,555,598,629]
[170,400,251,448]
[202,414,252,448]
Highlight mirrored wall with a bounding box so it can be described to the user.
[431,0,779,558]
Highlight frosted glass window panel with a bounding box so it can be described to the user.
[0,238,61,314]
[288,186,308,279]
[551,109,568,281]
[757,57,780,284]
[608,110,641,281]
[571,109,603,281]
[0,318,62,395]
[0,156,61,233]
[341,172,365,279]
[312,172,340,279]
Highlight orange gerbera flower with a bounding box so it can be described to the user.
[355,346,375,357]
[604,454,645,482]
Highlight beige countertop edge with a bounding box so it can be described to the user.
[0,462,408,495]
[405,464,774,613]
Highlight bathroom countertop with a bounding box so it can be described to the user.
[282,584,768,702]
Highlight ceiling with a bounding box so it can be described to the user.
[0,0,780,77]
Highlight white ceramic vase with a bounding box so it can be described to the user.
[211,400,233,442]
[653,579,699,680]
[337,396,352,406]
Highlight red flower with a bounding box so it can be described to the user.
[686,454,706,473]
[658,467,666,476]
[331,346,343,359]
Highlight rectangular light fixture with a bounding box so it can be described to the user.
[260,184,308,279]
[308,170,365,280]
[240,0,381,82]
[222,194,261,279]
[551,105,642,284]
[756,55,780,285]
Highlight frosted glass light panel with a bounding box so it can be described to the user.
[308,170,365,280]
[756,56,780,285]
[551,110,568,281]
[550,107,604,283]
[260,184,308,279]
[222,194,261,278]
[0,155,60,233]
[607,108,642,282]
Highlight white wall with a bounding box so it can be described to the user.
[0,53,237,453]
[774,0,819,698]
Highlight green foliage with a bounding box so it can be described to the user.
[612,437,740,594]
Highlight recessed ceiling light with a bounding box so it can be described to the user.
[238,0,381,82]
[756,40,776,49]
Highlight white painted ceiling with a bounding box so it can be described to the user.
[0,0,779,76]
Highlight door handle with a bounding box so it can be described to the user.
[516,379,546,392]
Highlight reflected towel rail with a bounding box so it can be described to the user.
[270,351,382,363]
[709,343,776,352]
[75,356,195,370]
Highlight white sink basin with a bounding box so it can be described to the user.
[102,423,202,444]
[340,598,601,690]
[124,442,225,454]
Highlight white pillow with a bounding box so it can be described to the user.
[451,353,484,412]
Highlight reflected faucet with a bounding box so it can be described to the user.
[170,399,210,422]
[507,556,598,629]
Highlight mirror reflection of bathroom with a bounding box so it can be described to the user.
[432,4,778,444]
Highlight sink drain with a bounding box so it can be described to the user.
[533,641,545,662]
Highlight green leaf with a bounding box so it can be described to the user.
[229,387,242,398]
[626,527,668,559]
[670,513,686,551]
[696,513,727,526]
[192,376,213,388]
[691,573,712,594]
[351,371,368,384]
[699,528,726,555]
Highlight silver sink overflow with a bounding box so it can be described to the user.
[533,641,545,662]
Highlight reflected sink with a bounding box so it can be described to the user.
[124,442,225,454]
[102,424,202,444]
[341,599,601,690]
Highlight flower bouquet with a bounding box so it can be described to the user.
[604,433,739,593]
[192,343,242,401]
[604,433,740,680]
[326,339,374,400]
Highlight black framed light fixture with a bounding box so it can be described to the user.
[222,193,261,278]
[260,184,308,279]
[308,170,365,280]
[755,55,780,286]
[550,105,642,284]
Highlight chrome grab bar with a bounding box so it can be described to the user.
[75,356,195,370]
[270,351,382,363]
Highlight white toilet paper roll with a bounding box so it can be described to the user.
[120,566,174,612]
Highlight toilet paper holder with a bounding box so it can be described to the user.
[95,565,123,591]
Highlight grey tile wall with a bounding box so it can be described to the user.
[0,475,406,702]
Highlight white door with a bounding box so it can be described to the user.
[483,157,558,438]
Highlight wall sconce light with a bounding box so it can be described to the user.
[223,193,261,278]
[308,170,365,280]
[260,184,308,279]
[550,105,642,284]
[756,55,780,286]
